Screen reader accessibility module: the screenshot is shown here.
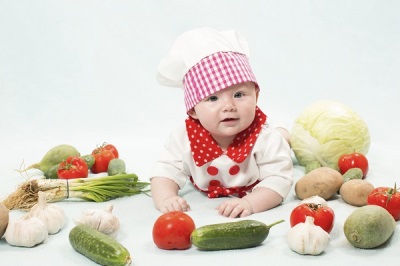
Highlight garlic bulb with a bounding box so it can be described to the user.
[28,191,66,234]
[5,215,48,247]
[74,204,120,237]
[286,216,330,255]
[300,196,327,206]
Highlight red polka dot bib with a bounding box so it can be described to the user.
[185,107,267,167]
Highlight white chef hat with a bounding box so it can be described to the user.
[157,27,258,112]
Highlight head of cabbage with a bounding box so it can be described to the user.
[291,100,370,172]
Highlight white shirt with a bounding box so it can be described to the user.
[150,122,294,199]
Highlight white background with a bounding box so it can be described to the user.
[1,1,399,265]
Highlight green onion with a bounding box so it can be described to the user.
[2,173,150,211]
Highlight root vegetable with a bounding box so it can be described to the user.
[74,204,120,237]
[5,215,48,247]
[344,205,396,249]
[0,202,9,237]
[295,167,344,200]
[340,179,374,206]
[287,216,330,255]
[2,174,149,211]
[27,192,66,234]
[20,144,80,173]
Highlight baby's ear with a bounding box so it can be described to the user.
[188,109,198,119]
[256,88,260,101]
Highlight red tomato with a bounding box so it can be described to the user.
[91,148,116,174]
[152,211,196,250]
[290,203,335,233]
[338,152,369,178]
[103,143,119,158]
[367,184,400,221]
[57,156,88,179]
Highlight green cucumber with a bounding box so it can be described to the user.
[69,224,132,266]
[108,158,126,176]
[190,219,284,251]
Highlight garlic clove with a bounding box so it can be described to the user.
[286,216,330,255]
[74,204,120,237]
[5,215,48,248]
[28,191,66,234]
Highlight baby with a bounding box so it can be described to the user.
[150,28,293,218]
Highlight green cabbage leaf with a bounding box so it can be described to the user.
[291,100,370,172]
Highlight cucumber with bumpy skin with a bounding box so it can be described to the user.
[69,224,131,266]
[190,219,284,251]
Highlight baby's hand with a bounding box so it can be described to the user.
[217,198,253,218]
[159,196,190,213]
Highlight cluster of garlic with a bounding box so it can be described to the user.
[287,196,331,255]
[5,192,66,247]
[74,204,120,237]
[286,216,330,255]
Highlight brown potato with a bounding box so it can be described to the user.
[0,202,9,238]
[340,179,375,206]
[295,167,344,200]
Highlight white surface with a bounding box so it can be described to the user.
[1,1,400,265]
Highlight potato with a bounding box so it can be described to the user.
[340,179,375,206]
[0,202,9,238]
[295,167,344,200]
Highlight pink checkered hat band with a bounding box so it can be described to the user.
[183,51,258,111]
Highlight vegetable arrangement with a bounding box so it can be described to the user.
[3,143,149,211]
[1,99,398,262]
[21,143,127,180]
[288,100,400,253]
[290,202,335,233]
[5,192,66,247]
[291,100,370,172]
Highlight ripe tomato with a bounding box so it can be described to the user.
[367,184,400,221]
[338,152,369,178]
[103,143,119,158]
[91,147,116,174]
[290,203,335,233]
[152,211,196,250]
[57,156,88,179]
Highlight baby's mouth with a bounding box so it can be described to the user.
[221,118,238,122]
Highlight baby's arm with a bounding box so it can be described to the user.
[151,177,190,213]
[217,187,282,218]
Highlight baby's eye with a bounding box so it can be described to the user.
[208,96,218,102]
[234,92,244,98]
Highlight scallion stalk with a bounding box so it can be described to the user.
[2,173,150,211]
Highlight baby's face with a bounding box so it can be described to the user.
[188,82,258,147]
